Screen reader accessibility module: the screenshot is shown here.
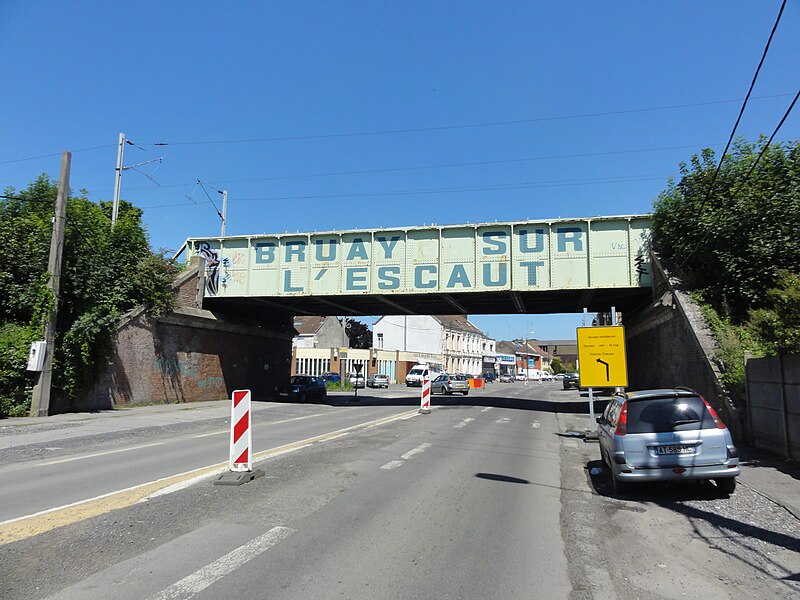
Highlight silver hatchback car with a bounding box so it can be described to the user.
[431,374,470,396]
[597,388,739,494]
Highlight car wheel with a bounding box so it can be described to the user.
[715,477,736,495]
[462,391,469,396]
[445,387,452,395]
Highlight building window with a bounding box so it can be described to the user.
[377,333,383,349]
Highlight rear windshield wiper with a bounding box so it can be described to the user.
[672,418,701,427]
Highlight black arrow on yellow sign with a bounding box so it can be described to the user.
[596,359,610,382]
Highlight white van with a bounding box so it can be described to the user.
[405,365,441,387]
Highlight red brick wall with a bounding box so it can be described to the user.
[65,259,294,412]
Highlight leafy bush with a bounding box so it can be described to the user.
[652,138,800,324]
[652,139,799,368]
[0,323,36,417]
[0,175,178,416]
[748,270,800,355]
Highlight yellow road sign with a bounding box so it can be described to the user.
[576,326,628,388]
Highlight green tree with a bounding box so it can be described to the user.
[748,270,800,355]
[346,319,372,349]
[0,175,178,416]
[652,138,800,323]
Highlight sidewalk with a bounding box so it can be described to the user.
[2,402,800,520]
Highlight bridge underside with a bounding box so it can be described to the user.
[202,287,652,318]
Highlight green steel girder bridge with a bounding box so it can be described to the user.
[184,214,653,318]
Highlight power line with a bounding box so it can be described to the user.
[740,88,800,182]
[0,144,116,166]
[674,0,790,275]
[690,0,787,224]
[88,136,799,198]
[137,93,795,147]
[140,172,669,210]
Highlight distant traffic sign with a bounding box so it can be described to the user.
[576,326,628,388]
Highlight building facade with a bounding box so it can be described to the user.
[292,316,348,349]
[372,315,495,376]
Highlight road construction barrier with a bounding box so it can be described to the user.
[468,377,485,389]
[229,389,252,471]
[419,377,431,414]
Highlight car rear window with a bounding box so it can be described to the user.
[626,396,714,433]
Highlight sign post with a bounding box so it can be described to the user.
[576,326,628,434]
[353,363,363,400]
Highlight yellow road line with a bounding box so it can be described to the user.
[0,408,418,545]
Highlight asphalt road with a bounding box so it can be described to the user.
[1,382,798,599]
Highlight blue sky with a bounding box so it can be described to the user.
[2,1,798,341]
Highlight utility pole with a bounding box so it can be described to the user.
[30,151,71,417]
[111,132,125,226]
[219,189,228,236]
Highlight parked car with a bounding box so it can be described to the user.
[349,373,365,388]
[430,373,470,395]
[498,373,515,383]
[276,375,328,403]
[596,388,739,495]
[367,373,390,388]
[483,371,496,383]
[320,372,340,384]
[405,365,441,387]
[554,373,565,381]
[562,372,580,390]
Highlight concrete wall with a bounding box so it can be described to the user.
[746,355,800,460]
[624,254,743,440]
[66,258,294,413]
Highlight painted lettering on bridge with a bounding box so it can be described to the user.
[190,217,650,296]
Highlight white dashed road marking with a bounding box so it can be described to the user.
[401,443,432,460]
[496,417,511,424]
[454,417,475,429]
[481,407,493,413]
[380,442,433,470]
[531,421,541,429]
[148,526,294,600]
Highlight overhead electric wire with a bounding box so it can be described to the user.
[739,87,800,182]
[675,0,790,274]
[137,93,795,147]
[690,0,787,224]
[140,172,670,210]
[0,144,116,166]
[90,139,741,197]
[197,179,223,218]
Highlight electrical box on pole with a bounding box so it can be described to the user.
[26,341,47,372]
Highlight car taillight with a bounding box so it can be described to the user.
[702,396,727,429]
[615,402,628,436]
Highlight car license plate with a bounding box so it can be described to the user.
[656,445,693,455]
[279,392,289,397]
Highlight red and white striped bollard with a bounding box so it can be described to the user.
[419,376,431,414]
[229,389,252,472]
